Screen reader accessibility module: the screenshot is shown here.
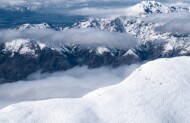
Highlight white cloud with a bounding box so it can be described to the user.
[144,12,190,24]
[0,0,187,9]
[68,7,130,17]
[144,12,190,33]
[0,64,140,109]
[0,28,137,48]
[155,19,190,33]
[0,0,129,8]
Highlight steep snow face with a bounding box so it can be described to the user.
[0,56,190,123]
[3,39,39,56]
[15,23,51,30]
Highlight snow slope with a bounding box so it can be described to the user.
[0,56,190,123]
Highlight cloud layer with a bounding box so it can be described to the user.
[0,28,137,48]
[68,7,131,17]
[144,12,190,33]
[156,19,190,33]
[0,64,140,109]
[0,0,188,9]
[0,0,135,8]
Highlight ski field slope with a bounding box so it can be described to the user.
[0,56,190,123]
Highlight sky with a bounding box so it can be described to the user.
[0,0,189,9]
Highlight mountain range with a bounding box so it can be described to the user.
[1,1,190,122]
[1,1,190,82]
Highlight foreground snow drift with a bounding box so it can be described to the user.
[0,56,190,123]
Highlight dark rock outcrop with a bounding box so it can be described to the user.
[0,40,189,83]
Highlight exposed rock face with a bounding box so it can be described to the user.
[0,40,140,82]
[1,38,190,83]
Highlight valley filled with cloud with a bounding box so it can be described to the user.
[0,64,140,109]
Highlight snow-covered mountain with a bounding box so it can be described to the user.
[1,1,190,82]
[1,1,190,122]
[68,16,190,57]
[0,34,188,82]
[15,23,52,30]
[0,38,141,82]
[66,1,190,57]
[3,39,40,56]
[126,1,190,17]
[1,56,190,123]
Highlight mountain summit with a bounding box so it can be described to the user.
[127,1,189,17]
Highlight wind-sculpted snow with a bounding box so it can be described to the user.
[0,56,190,123]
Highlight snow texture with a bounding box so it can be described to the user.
[0,56,190,123]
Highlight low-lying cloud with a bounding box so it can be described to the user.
[155,18,190,33]
[143,12,190,34]
[0,64,141,109]
[143,12,190,24]
[0,28,137,48]
[68,7,130,17]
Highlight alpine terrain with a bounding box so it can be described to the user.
[0,1,190,82]
[0,56,190,123]
[0,1,190,123]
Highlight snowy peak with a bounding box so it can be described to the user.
[70,17,127,33]
[123,49,139,58]
[129,1,169,16]
[15,23,51,30]
[95,46,112,55]
[127,1,189,17]
[3,39,40,56]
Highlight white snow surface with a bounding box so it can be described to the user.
[0,56,190,123]
[3,39,37,56]
[96,47,110,55]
